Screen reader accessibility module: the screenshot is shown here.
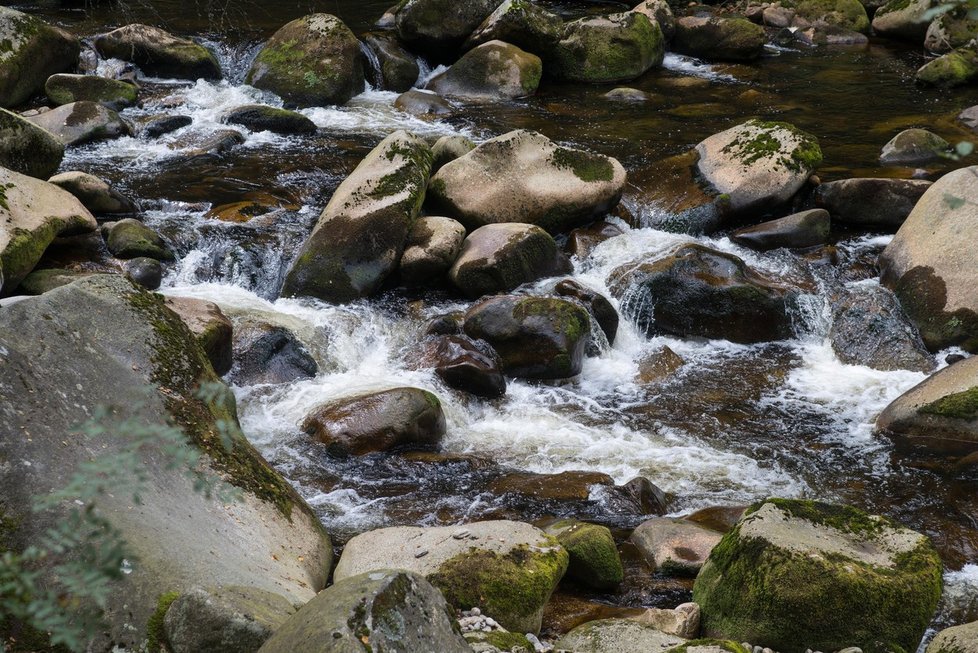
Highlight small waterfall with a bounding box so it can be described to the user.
[359,40,383,91]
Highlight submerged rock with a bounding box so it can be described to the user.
[25,101,129,146]
[0,7,80,108]
[412,334,507,397]
[142,114,192,138]
[429,129,626,234]
[672,15,766,61]
[544,519,624,590]
[730,208,830,250]
[222,104,317,135]
[334,520,569,633]
[427,40,542,101]
[880,128,952,165]
[814,177,931,229]
[246,14,364,108]
[692,499,942,652]
[549,12,665,83]
[400,215,466,284]
[362,32,421,92]
[0,108,64,179]
[95,23,221,80]
[228,319,318,386]
[164,296,234,376]
[464,0,565,54]
[45,73,137,110]
[49,170,138,216]
[395,0,502,55]
[630,517,722,576]
[555,619,685,652]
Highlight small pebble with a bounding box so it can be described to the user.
[414,549,428,558]
[453,529,470,540]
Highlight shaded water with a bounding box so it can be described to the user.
[18,0,978,636]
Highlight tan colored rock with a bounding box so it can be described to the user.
[630,517,722,576]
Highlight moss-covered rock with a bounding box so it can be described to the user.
[394,88,454,116]
[555,618,686,652]
[44,73,138,110]
[363,31,421,92]
[548,12,665,83]
[428,129,626,234]
[222,104,317,135]
[334,520,569,634]
[692,498,943,652]
[16,267,92,295]
[925,10,978,53]
[926,620,978,653]
[553,278,619,349]
[427,40,542,101]
[25,101,129,146]
[464,0,565,55]
[872,0,933,41]
[781,0,870,32]
[258,570,471,652]
[395,0,502,55]
[105,218,174,261]
[633,0,676,40]
[915,40,978,87]
[400,215,466,284]
[95,23,220,80]
[465,629,535,653]
[880,128,952,164]
[164,296,234,376]
[246,14,364,108]
[672,15,766,61]
[0,108,64,179]
[730,208,830,250]
[281,130,432,302]
[49,170,138,216]
[0,7,79,109]
[544,519,624,590]
[666,640,752,653]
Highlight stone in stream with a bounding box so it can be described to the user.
[334,520,569,633]
[548,12,665,83]
[0,276,332,649]
[125,256,163,290]
[104,218,175,261]
[428,129,626,234]
[632,603,701,639]
[672,16,767,61]
[778,0,870,32]
[221,104,317,135]
[604,87,653,102]
[301,387,447,456]
[463,0,565,54]
[0,7,80,109]
[608,244,801,344]
[879,166,978,352]
[814,177,932,229]
[630,517,723,576]
[395,0,502,55]
[925,10,978,53]
[280,130,432,303]
[730,208,830,250]
[49,170,139,217]
[916,40,978,87]
[164,296,234,376]
[95,24,220,80]
[362,32,421,92]
[566,220,625,258]
[228,319,318,386]
[877,355,978,453]
[871,0,934,42]
[554,279,619,348]
[246,14,364,108]
[394,89,454,116]
[543,519,624,590]
[44,73,138,110]
[142,114,192,138]
[25,101,129,146]
[399,215,467,284]
[926,621,978,653]
[0,108,65,179]
[880,128,952,165]
[258,570,471,653]
[795,24,871,45]
[692,498,942,652]
[463,294,591,379]
[0,166,97,296]
[427,40,543,101]
[410,334,507,397]
[555,618,687,652]
[633,0,676,40]
[448,223,571,298]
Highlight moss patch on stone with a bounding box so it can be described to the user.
[721,120,822,173]
[744,498,895,539]
[550,147,615,182]
[146,591,179,653]
[920,386,978,420]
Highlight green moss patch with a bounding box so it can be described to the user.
[550,147,615,182]
[146,591,179,653]
[920,386,978,420]
[721,120,822,173]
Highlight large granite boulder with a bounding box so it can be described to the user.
[45,73,138,110]
[222,104,317,135]
[362,32,421,92]
[281,130,432,302]
[395,0,502,55]
[672,16,766,61]
[427,40,542,101]
[555,619,685,652]
[814,177,931,229]
[228,318,318,386]
[544,519,624,590]
[548,12,665,83]
[49,170,138,216]
[780,0,870,32]
[0,7,80,108]
[399,215,466,285]
[104,218,174,261]
[880,128,952,165]
[164,295,234,376]
[0,108,64,179]
[730,208,830,250]
[25,101,129,146]
[463,0,564,54]
[411,334,507,397]
[95,23,221,80]
[926,621,978,653]
[630,517,723,576]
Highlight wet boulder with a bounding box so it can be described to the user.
[877,355,978,453]
[281,130,432,303]
[44,73,138,110]
[0,276,333,649]
[925,10,978,53]
[246,14,364,108]
[553,278,619,349]
[125,256,163,290]
[104,218,174,261]
[548,12,665,83]
[926,621,978,653]
[692,499,942,652]
[794,23,870,45]
[880,128,952,165]
[672,16,766,61]
[163,585,295,653]
[222,104,317,135]
[779,0,870,32]
[394,89,453,116]
[566,221,625,258]
[871,0,933,41]
[431,134,476,173]
[730,208,830,250]
[395,0,502,55]
[164,296,234,376]
[633,0,676,40]
[427,40,542,101]
[334,520,569,633]
[916,40,978,87]
[301,387,447,455]
[544,519,624,590]
[49,170,138,216]
[0,7,80,108]
[448,223,571,298]
[609,244,801,344]
[880,166,978,352]
[362,32,421,92]
[412,334,507,397]
[0,108,64,179]
[258,570,471,653]
[429,129,626,234]
[814,177,931,229]
[95,24,221,80]
[400,215,466,284]
[229,319,318,386]
[555,619,685,652]
[0,166,97,296]
[830,283,934,373]
[463,294,591,379]
[142,114,192,138]
[25,101,129,146]
[695,119,822,215]
[630,517,723,576]
[463,0,564,54]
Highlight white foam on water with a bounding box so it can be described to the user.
[662,53,740,82]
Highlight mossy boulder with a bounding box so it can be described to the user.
[544,519,624,590]
[548,12,665,83]
[465,630,535,652]
[672,16,766,61]
[428,129,626,234]
[555,619,686,652]
[49,170,138,216]
[334,520,569,633]
[0,7,79,109]
[362,32,421,92]
[105,218,174,261]
[630,516,722,576]
[926,621,978,653]
[0,108,64,179]
[0,165,97,296]
[25,101,129,146]
[395,0,502,56]
[925,10,978,53]
[692,498,943,652]
[246,14,364,108]
[463,294,591,380]
[448,223,570,298]
[880,128,952,165]
[0,275,332,649]
[95,23,221,80]
[877,355,978,453]
[915,40,978,87]
[879,166,978,352]
[258,570,471,653]
[814,177,931,229]
[633,0,676,40]
[608,244,801,344]
[553,278,619,349]
[301,387,446,455]
[780,0,870,32]
[695,119,822,215]
[222,104,317,135]
[281,130,432,302]
[872,0,933,41]
[411,334,507,397]
[44,73,138,110]
[463,0,564,54]
[730,208,830,250]
[164,296,234,376]
[400,215,466,284]
[427,40,542,101]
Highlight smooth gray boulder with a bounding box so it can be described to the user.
[427,40,542,101]
[45,73,138,109]
[0,6,80,108]
[872,0,934,42]
[222,104,317,135]
[630,517,722,576]
[730,208,830,250]
[400,215,466,284]
[49,170,138,216]
[880,128,952,165]
[95,23,221,80]
[555,619,685,653]
[104,218,174,261]
[926,621,978,653]
[25,101,129,146]
[672,15,766,61]
[431,134,476,173]
[394,89,453,116]
[0,108,64,179]
[814,177,931,229]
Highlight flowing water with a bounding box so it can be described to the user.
[16,0,978,636]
